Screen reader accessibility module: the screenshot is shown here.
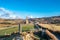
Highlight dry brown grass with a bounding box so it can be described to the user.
[0,24,17,27]
[39,24,60,32]
[0,24,18,30]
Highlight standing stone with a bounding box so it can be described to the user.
[26,16,29,24]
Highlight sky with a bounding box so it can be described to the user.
[0,0,60,19]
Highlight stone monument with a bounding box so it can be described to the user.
[26,16,29,24]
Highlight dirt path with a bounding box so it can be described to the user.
[0,26,17,30]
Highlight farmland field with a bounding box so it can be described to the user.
[39,24,60,32]
[0,24,34,36]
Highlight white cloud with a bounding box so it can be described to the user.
[0,7,13,14]
[28,15,34,18]
[0,7,21,19]
[0,7,5,12]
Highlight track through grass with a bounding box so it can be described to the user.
[0,24,34,36]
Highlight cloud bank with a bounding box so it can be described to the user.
[0,7,21,19]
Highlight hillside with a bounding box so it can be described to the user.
[0,16,60,27]
[29,16,60,24]
[0,18,24,27]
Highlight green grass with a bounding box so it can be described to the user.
[0,24,46,40]
[0,27,18,36]
[22,24,34,32]
[0,24,34,36]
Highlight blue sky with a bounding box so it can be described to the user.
[0,0,60,19]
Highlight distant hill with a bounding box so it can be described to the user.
[0,18,24,24]
[29,16,60,24]
[0,16,60,25]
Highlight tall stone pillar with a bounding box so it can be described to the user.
[26,16,29,24]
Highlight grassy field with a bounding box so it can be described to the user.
[22,24,34,32]
[39,24,60,32]
[0,24,34,36]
